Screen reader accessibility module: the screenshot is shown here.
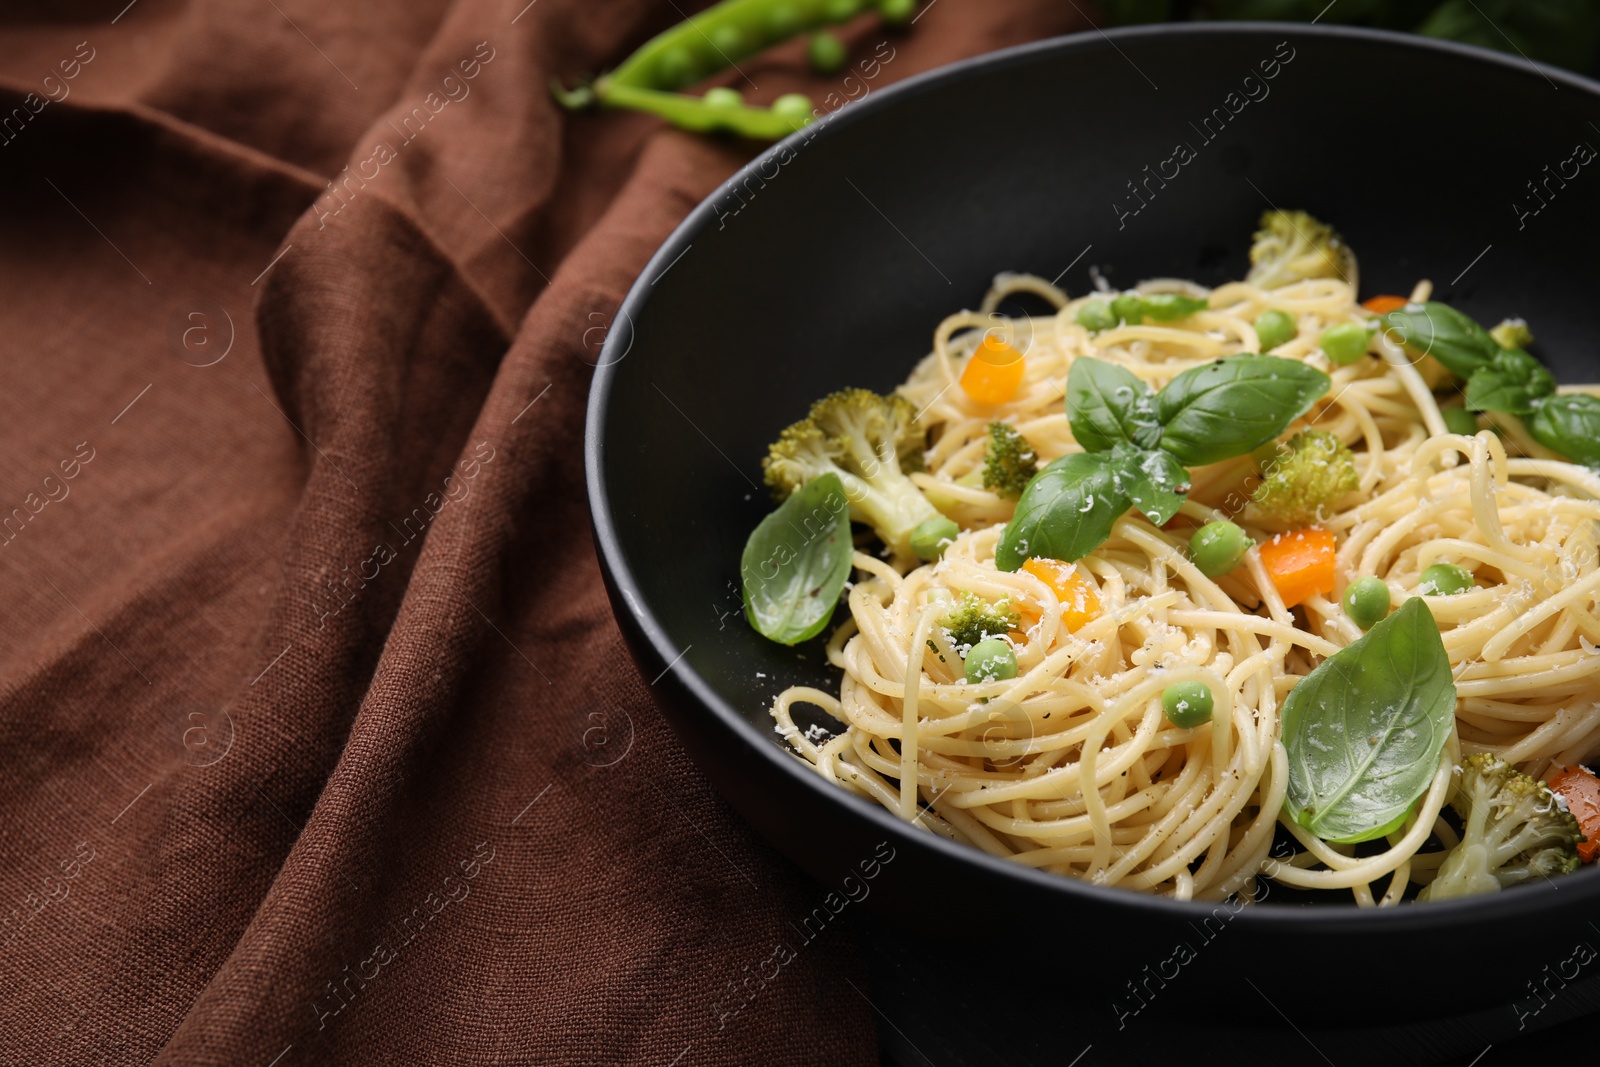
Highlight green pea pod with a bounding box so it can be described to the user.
[610,0,872,94]
[598,82,812,139]
[555,0,919,141]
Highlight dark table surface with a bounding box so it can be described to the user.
[857,907,1600,1067]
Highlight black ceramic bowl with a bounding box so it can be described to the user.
[587,23,1600,1028]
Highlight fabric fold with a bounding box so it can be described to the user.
[0,1,1087,1063]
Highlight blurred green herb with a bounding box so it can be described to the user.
[1383,301,1600,466]
[1099,0,1600,72]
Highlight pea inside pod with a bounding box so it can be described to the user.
[611,0,867,93]
[588,83,814,140]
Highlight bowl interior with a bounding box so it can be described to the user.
[590,24,1600,916]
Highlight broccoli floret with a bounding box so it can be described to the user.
[1246,210,1359,292]
[763,388,942,558]
[981,422,1040,499]
[1251,430,1359,524]
[1490,318,1534,350]
[1421,752,1584,902]
[940,592,1020,653]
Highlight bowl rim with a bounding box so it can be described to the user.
[585,20,1600,928]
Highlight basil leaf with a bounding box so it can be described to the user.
[1527,393,1600,467]
[741,473,853,645]
[1380,302,1500,379]
[1112,444,1189,526]
[1067,357,1162,452]
[995,452,1129,570]
[1154,355,1331,467]
[1281,598,1456,844]
[1464,347,1557,416]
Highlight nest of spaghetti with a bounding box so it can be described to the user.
[754,216,1600,906]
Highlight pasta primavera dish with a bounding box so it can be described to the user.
[740,211,1600,906]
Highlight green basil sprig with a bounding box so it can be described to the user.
[995,354,1329,570]
[1383,301,1600,462]
[741,472,852,644]
[1464,347,1556,416]
[1382,302,1554,413]
[1281,597,1456,843]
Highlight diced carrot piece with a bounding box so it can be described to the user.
[1021,557,1101,631]
[1361,295,1408,315]
[1258,527,1336,608]
[1548,765,1600,863]
[959,333,1025,405]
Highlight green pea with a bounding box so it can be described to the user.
[1140,293,1207,321]
[823,0,861,21]
[1418,562,1474,596]
[880,0,916,24]
[766,4,802,37]
[772,92,814,121]
[711,24,745,55]
[1162,681,1214,728]
[1342,576,1391,630]
[1254,308,1296,352]
[964,637,1017,684]
[702,87,744,109]
[910,516,959,561]
[657,47,696,88]
[1189,520,1252,578]
[1320,322,1371,366]
[1441,407,1479,436]
[1110,293,1144,326]
[1075,300,1116,333]
[807,30,846,72]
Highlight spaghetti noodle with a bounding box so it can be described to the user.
[770,266,1600,906]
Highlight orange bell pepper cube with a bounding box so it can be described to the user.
[1021,557,1101,631]
[1548,765,1600,863]
[1361,295,1409,315]
[959,333,1025,405]
[1258,527,1336,608]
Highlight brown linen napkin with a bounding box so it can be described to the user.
[0,1,1086,1063]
